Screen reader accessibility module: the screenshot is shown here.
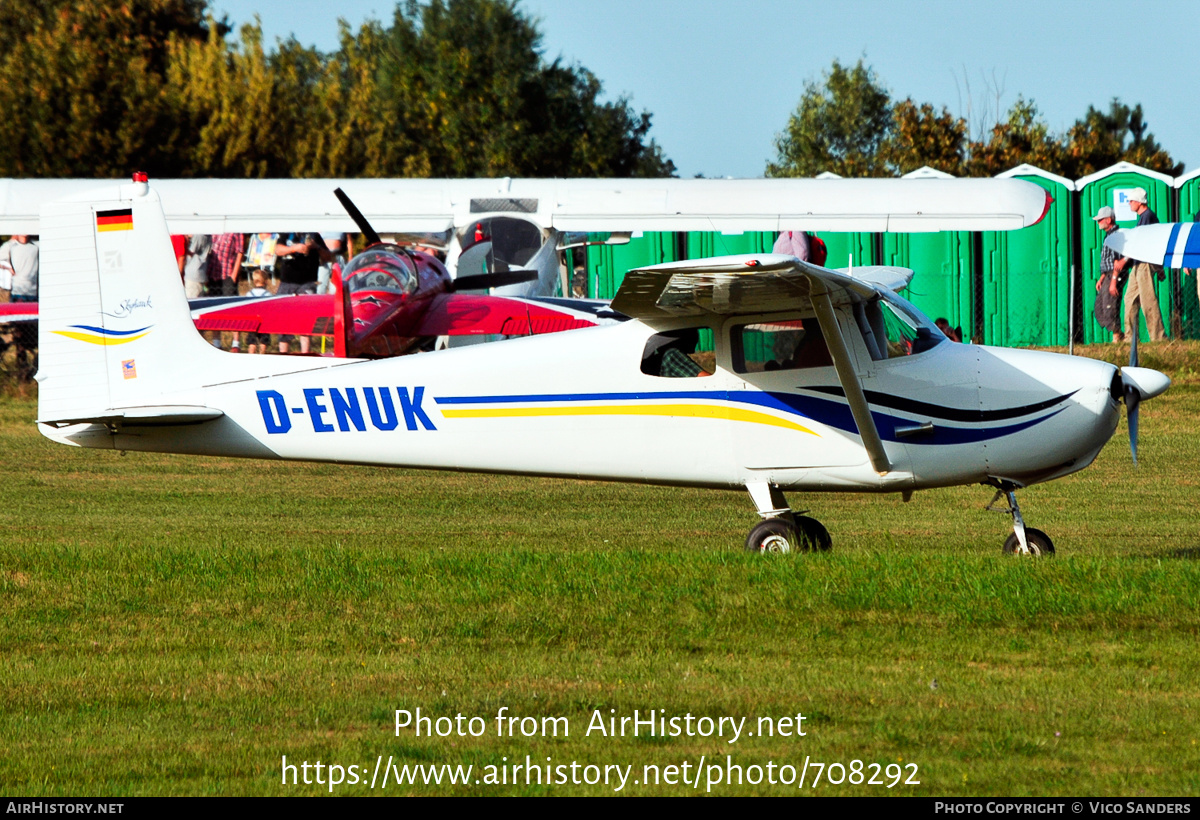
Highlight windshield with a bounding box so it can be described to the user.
[854,291,945,360]
[340,248,418,297]
[457,216,545,273]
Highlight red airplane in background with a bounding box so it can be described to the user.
[1,188,617,362]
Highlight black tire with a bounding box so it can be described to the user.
[1003,527,1055,556]
[794,515,833,551]
[745,518,798,554]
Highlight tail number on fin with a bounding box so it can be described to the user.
[257,388,437,434]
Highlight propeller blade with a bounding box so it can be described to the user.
[333,188,382,247]
[450,270,539,291]
[1124,383,1141,466]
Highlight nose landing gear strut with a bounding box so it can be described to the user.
[985,482,1055,556]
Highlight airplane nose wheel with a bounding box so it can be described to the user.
[986,486,1055,557]
[1003,528,1054,556]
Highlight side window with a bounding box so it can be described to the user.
[732,319,831,373]
[641,328,713,378]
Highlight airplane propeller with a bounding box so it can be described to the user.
[1118,333,1170,467]
[333,187,537,292]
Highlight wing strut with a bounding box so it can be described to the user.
[810,284,891,475]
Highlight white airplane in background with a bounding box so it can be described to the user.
[1,175,1051,301]
[30,176,1171,555]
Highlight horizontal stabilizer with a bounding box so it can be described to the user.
[40,405,224,428]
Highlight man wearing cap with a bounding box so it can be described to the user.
[1115,188,1166,341]
[1093,206,1124,343]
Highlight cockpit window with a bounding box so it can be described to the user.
[457,216,544,272]
[732,319,831,373]
[854,294,944,360]
[641,328,713,378]
[341,248,418,296]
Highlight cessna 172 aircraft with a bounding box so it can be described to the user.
[32,176,1170,555]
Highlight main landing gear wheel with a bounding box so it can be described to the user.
[745,518,797,553]
[1003,527,1055,556]
[745,515,833,553]
[793,515,832,551]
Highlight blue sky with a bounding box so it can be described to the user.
[211,0,1199,179]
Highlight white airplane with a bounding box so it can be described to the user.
[35,178,1168,556]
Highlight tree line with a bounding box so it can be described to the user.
[0,0,675,179]
[0,4,1181,183]
[767,59,1181,180]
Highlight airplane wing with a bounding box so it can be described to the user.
[417,293,607,336]
[191,294,334,336]
[0,177,1050,234]
[1104,223,1200,268]
[188,291,603,351]
[614,253,897,474]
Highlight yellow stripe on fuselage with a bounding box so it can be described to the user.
[440,403,817,435]
[52,330,151,345]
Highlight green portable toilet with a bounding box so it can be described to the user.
[1076,161,1175,343]
[685,231,775,259]
[814,231,878,268]
[586,232,681,299]
[883,230,975,338]
[1173,168,1200,339]
[880,167,976,339]
[981,164,1075,347]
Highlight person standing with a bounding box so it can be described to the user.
[1116,188,1167,341]
[182,234,212,298]
[274,233,327,354]
[208,233,245,297]
[772,230,811,261]
[0,234,37,303]
[0,234,38,380]
[1092,206,1125,343]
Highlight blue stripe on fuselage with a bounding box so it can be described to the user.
[434,389,1067,444]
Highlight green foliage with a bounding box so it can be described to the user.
[1061,99,1183,179]
[884,98,968,176]
[768,60,1183,179]
[0,0,674,179]
[0,0,214,177]
[767,59,893,178]
[966,97,1066,177]
[310,0,675,178]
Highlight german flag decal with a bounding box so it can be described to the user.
[96,208,133,232]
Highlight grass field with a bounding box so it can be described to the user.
[2,343,1199,796]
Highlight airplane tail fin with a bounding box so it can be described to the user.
[37,179,225,426]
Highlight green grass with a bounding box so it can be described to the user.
[2,345,1200,795]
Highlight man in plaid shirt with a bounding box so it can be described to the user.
[208,233,245,297]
